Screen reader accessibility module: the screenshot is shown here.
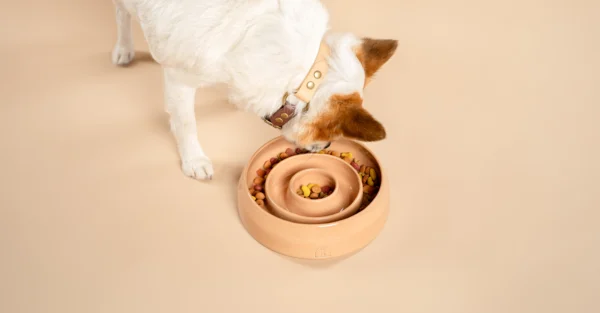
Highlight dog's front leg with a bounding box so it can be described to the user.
[111,3,135,65]
[164,69,214,180]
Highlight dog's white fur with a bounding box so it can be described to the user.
[112,0,367,180]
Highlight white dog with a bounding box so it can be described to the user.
[111,0,397,180]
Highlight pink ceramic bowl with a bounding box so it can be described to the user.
[237,136,389,260]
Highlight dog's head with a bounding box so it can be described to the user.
[281,33,398,152]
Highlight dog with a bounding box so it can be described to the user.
[111,0,397,180]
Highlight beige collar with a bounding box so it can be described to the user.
[263,42,330,129]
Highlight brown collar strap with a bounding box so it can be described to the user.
[263,42,330,129]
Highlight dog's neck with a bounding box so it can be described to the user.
[223,1,330,121]
[262,42,330,129]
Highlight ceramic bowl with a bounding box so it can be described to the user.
[237,136,389,260]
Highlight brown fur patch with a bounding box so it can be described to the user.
[355,38,398,85]
[298,92,386,144]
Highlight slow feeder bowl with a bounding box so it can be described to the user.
[265,154,363,224]
[237,136,389,260]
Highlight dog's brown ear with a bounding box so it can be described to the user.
[356,38,398,84]
[340,105,386,142]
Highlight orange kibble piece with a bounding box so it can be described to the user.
[255,192,265,200]
[359,165,366,173]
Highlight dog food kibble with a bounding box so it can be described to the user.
[296,183,333,199]
[249,146,380,211]
[300,185,311,197]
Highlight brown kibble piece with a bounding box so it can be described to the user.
[253,176,264,185]
[263,160,272,169]
[363,185,374,194]
[255,192,265,200]
[311,185,321,193]
[257,168,266,177]
[359,165,366,173]
[309,192,319,199]
[255,199,265,206]
[249,187,256,195]
[362,175,369,184]
[279,152,288,159]
[330,151,341,158]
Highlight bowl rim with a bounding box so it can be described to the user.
[265,153,364,223]
[241,136,387,227]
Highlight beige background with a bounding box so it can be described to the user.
[1,0,599,312]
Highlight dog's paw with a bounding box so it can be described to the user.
[111,44,135,66]
[182,156,214,180]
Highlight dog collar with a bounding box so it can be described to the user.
[263,42,331,129]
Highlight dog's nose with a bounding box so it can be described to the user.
[324,142,331,149]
